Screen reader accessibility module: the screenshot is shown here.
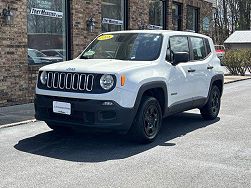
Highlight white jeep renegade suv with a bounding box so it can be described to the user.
[35,30,224,143]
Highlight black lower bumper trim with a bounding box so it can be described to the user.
[34,95,136,133]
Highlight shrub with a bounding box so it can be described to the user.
[223,49,251,75]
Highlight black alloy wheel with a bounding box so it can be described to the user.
[129,96,162,143]
[143,104,160,139]
[200,85,221,120]
[211,89,220,115]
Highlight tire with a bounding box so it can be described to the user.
[200,85,221,120]
[46,122,72,133]
[129,96,162,143]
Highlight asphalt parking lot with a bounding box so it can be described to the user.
[0,80,250,188]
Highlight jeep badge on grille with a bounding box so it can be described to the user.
[66,68,76,71]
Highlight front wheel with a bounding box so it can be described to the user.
[200,85,221,120]
[129,96,162,143]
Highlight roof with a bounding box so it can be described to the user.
[224,30,251,44]
[102,30,210,39]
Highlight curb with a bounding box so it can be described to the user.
[0,119,37,130]
[224,77,251,84]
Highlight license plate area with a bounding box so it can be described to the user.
[53,101,71,115]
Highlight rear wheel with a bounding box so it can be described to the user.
[200,85,221,120]
[129,96,162,143]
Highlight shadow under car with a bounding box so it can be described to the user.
[14,112,220,162]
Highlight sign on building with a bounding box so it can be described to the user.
[148,24,163,30]
[30,8,63,18]
[102,18,123,26]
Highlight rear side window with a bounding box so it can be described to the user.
[190,37,207,60]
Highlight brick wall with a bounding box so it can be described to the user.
[0,0,30,106]
[128,0,150,30]
[71,0,102,58]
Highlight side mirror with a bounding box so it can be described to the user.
[172,52,189,66]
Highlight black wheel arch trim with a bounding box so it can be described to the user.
[133,81,168,116]
[204,74,224,106]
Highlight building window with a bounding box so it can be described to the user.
[149,0,163,29]
[101,0,124,32]
[186,6,199,33]
[172,3,182,31]
[27,0,67,65]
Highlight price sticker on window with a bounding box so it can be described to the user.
[97,35,114,41]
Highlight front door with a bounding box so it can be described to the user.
[167,36,195,109]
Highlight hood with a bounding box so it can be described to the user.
[39,59,153,73]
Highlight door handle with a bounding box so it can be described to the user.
[188,68,196,73]
[207,65,214,70]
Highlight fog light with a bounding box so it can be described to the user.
[100,111,116,120]
[102,101,114,106]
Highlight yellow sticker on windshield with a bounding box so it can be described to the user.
[97,35,114,41]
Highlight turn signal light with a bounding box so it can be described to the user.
[121,75,126,86]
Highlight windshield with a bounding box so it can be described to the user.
[80,33,163,61]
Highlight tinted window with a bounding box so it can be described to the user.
[27,0,67,64]
[170,36,189,53]
[101,0,124,32]
[187,6,199,32]
[167,36,190,62]
[172,3,182,31]
[149,0,163,28]
[190,37,207,60]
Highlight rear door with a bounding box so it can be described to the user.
[189,36,212,100]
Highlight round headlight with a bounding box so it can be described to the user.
[100,74,114,90]
[40,71,48,85]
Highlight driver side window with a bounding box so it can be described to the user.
[167,36,190,61]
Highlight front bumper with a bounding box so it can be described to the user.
[34,95,136,133]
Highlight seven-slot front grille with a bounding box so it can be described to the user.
[46,72,94,92]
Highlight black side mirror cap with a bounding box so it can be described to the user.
[172,52,189,66]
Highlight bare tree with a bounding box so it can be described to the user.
[213,0,251,44]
